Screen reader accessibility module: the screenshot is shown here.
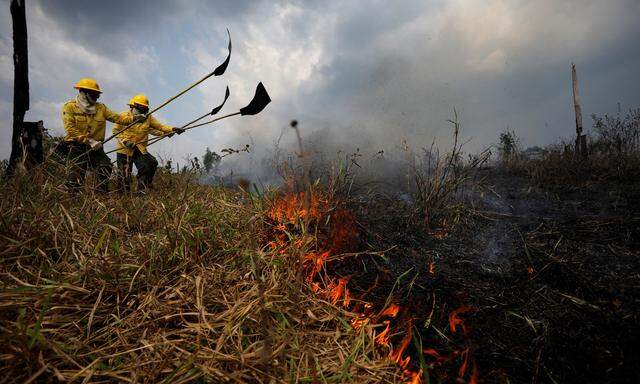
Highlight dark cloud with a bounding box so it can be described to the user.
[303,0,640,152]
[2,0,639,162]
[33,0,260,56]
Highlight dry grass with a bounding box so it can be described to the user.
[499,109,640,187]
[411,112,490,228]
[0,161,403,383]
[502,144,640,188]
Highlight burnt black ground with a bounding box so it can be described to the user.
[330,167,640,383]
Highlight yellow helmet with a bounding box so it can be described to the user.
[74,78,102,93]
[128,93,149,108]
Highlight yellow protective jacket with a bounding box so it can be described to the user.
[61,99,133,143]
[113,111,173,156]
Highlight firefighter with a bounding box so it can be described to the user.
[114,93,184,192]
[60,78,138,193]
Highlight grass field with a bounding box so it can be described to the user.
[1,125,639,383]
[0,162,407,383]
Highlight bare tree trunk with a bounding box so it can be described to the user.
[571,63,586,158]
[6,0,29,177]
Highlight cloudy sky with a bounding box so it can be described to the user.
[1,0,639,168]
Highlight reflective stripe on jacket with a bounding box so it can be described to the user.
[61,100,133,143]
[113,111,173,156]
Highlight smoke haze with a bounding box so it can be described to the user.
[1,0,639,177]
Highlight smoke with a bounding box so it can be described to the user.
[188,0,640,187]
[1,0,639,167]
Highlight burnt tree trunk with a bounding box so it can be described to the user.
[571,63,587,158]
[6,0,29,177]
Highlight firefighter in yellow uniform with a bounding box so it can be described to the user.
[60,78,137,193]
[114,94,184,191]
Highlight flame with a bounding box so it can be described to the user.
[267,191,477,383]
[379,303,401,318]
[458,348,470,378]
[303,250,331,282]
[375,322,391,346]
[470,361,479,384]
[267,191,327,230]
[429,217,451,240]
[343,288,351,307]
[350,315,369,330]
[388,321,413,369]
[449,306,473,335]
[408,370,422,384]
[431,229,448,240]
[328,278,351,307]
[423,348,446,364]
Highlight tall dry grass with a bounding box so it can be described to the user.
[411,111,490,227]
[0,160,403,383]
[498,109,640,187]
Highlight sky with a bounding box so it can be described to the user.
[1,0,639,173]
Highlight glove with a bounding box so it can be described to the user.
[87,138,103,151]
[172,127,185,135]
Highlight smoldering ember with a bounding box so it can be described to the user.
[1,1,639,383]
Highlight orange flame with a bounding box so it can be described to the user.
[379,303,401,318]
[375,322,391,346]
[267,191,477,383]
[431,229,448,240]
[470,361,479,384]
[267,191,325,224]
[343,288,351,307]
[303,250,331,282]
[350,315,369,330]
[389,321,413,369]
[449,306,473,335]
[423,348,446,364]
[408,370,422,384]
[328,278,351,307]
[458,348,470,378]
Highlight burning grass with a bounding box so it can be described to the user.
[263,182,481,384]
[0,162,405,383]
[4,116,638,383]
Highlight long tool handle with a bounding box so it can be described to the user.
[104,111,207,156]
[144,111,240,149]
[104,111,239,155]
[102,72,216,145]
[103,30,231,145]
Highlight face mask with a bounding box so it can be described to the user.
[76,92,97,114]
[81,91,98,105]
[131,106,145,118]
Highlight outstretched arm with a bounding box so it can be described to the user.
[149,115,185,136]
[104,106,136,126]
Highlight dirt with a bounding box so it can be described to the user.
[331,167,640,383]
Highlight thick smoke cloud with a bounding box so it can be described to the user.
[1,0,639,174]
